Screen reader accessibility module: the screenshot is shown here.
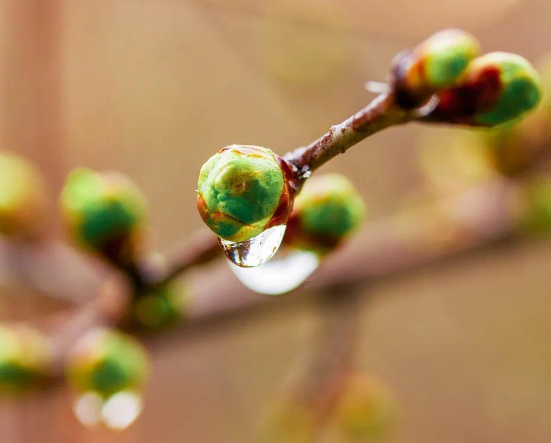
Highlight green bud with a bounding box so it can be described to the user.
[286,174,366,254]
[0,325,52,394]
[66,328,149,398]
[132,282,187,330]
[515,178,551,236]
[197,145,293,242]
[60,168,147,264]
[0,151,49,239]
[335,375,396,440]
[394,29,480,107]
[429,52,542,126]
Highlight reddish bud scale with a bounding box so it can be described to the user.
[265,155,297,230]
[429,66,503,125]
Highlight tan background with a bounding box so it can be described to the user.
[0,0,550,442]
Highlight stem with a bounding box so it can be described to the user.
[284,93,415,178]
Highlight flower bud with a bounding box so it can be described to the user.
[0,325,52,393]
[60,169,147,265]
[259,395,316,443]
[335,375,396,440]
[393,29,480,108]
[428,52,542,126]
[285,174,366,254]
[131,282,187,330]
[197,145,294,242]
[0,151,49,239]
[66,328,149,398]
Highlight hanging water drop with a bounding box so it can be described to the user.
[230,247,320,294]
[73,392,104,428]
[102,391,144,430]
[219,225,286,268]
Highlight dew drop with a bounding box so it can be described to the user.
[102,391,143,431]
[230,247,320,295]
[73,392,103,428]
[219,225,286,268]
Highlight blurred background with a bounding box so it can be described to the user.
[1,0,551,442]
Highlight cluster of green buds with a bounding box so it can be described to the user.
[66,328,149,399]
[0,151,49,240]
[60,168,148,267]
[197,145,295,243]
[129,282,187,330]
[0,325,52,394]
[393,29,542,126]
[285,174,366,255]
[334,374,396,440]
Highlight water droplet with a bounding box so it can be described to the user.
[102,391,143,430]
[219,225,286,268]
[230,248,320,295]
[73,392,103,428]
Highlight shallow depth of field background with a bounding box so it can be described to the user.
[1,0,551,442]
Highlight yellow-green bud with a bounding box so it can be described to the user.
[285,174,366,254]
[132,282,187,330]
[335,375,396,440]
[259,396,317,443]
[429,52,542,126]
[197,145,294,242]
[515,178,551,236]
[0,325,52,394]
[60,168,147,264]
[394,29,480,108]
[0,151,49,239]
[66,328,149,398]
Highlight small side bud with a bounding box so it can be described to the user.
[131,282,187,330]
[285,174,366,255]
[427,52,542,126]
[60,169,147,266]
[0,151,49,239]
[66,328,149,398]
[334,375,396,440]
[197,145,294,242]
[393,29,480,108]
[0,325,52,394]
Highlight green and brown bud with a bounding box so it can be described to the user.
[0,325,52,394]
[393,29,480,108]
[60,169,147,265]
[66,328,149,398]
[197,145,294,242]
[285,174,366,255]
[427,52,542,126]
[334,375,396,440]
[0,151,49,239]
[131,282,187,330]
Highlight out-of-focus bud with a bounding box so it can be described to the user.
[515,178,551,236]
[197,145,294,242]
[259,395,317,443]
[0,151,49,239]
[60,169,147,266]
[393,29,480,108]
[334,375,396,440]
[131,282,187,330]
[285,174,366,255]
[66,328,149,398]
[427,52,542,126]
[0,325,52,394]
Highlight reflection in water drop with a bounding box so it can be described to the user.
[73,392,103,428]
[102,391,143,430]
[230,248,320,295]
[219,225,286,268]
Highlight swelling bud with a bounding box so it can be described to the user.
[60,169,147,265]
[197,145,294,242]
[428,52,542,126]
[0,151,49,239]
[66,328,149,398]
[285,174,366,255]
